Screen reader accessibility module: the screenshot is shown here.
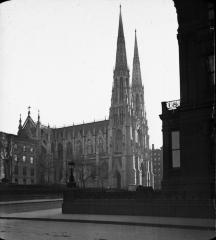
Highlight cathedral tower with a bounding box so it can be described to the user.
[108,7,135,189]
[131,31,152,187]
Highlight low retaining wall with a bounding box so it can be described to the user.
[62,189,215,219]
[0,184,66,201]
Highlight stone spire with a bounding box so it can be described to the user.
[18,114,22,132]
[114,5,128,72]
[37,110,40,124]
[28,106,31,117]
[132,30,142,86]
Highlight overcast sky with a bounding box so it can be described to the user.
[0,0,179,148]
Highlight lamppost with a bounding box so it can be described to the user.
[67,161,76,188]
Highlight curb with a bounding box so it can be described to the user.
[0,216,214,231]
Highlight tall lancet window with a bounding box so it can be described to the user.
[115,129,122,153]
[66,142,73,160]
[119,77,124,102]
[98,137,103,154]
[136,94,140,113]
[87,139,92,154]
[76,140,82,156]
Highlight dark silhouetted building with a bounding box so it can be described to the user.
[160,0,215,198]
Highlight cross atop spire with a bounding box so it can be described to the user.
[114,5,128,72]
[28,106,31,116]
[132,30,142,86]
[19,114,22,126]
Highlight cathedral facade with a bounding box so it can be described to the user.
[17,8,152,189]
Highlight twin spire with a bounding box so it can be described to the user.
[115,5,128,71]
[132,30,142,86]
[115,6,142,86]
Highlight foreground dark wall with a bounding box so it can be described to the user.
[0,184,66,201]
[62,189,215,219]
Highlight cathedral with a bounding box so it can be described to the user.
[17,8,152,189]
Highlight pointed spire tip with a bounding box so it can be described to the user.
[37,109,41,123]
[28,106,31,116]
[115,4,128,71]
[132,29,142,86]
[19,113,22,129]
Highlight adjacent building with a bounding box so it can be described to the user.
[151,144,163,190]
[0,132,9,181]
[0,130,38,184]
[160,0,215,198]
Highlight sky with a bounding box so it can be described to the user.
[0,0,180,148]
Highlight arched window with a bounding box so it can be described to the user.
[57,143,63,160]
[87,139,92,154]
[136,94,140,113]
[98,137,103,153]
[66,142,73,160]
[115,129,122,153]
[51,142,55,155]
[39,145,48,184]
[56,143,63,182]
[76,140,82,155]
[119,77,124,102]
[115,170,121,189]
[138,129,142,147]
[120,108,124,124]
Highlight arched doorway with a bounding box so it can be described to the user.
[57,143,63,183]
[66,142,73,182]
[115,170,121,189]
[39,146,47,184]
[115,129,122,153]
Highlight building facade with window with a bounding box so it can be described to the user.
[0,131,38,184]
[0,132,10,182]
[151,144,163,190]
[12,136,37,185]
[160,0,215,198]
[15,8,151,189]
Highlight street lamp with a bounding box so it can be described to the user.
[67,161,76,188]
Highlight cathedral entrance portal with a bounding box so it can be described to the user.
[115,170,121,189]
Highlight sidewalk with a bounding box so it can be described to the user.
[0,198,62,205]
[0,208,215,231]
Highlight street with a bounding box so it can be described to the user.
[0,218,215,240]
[0,200,215,240]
